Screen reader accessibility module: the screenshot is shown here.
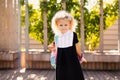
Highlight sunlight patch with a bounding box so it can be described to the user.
[17,76,23,80]
[20,68,26,73]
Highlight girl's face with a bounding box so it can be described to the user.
[56,19,71,34]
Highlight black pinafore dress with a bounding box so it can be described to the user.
[56,31,84,80]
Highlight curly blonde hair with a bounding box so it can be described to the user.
[51,10,77,35]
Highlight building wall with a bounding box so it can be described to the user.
[0,0,18,51]
[95,20,118,51]
[103,20,118,50]
[21,28,43,50]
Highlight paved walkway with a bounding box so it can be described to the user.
[0,69,120,80]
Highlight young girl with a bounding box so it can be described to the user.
[51,10,87,80]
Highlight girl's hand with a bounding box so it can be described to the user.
[48,42,56,52]
[80,57,87,63]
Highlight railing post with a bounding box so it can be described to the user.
[80,0,85,53]
[62,0,66,10]
[18,0,21,68]
[25,0,29,54]
[118,0,120,53]
[100,0,104,53]
[43,0,48,53]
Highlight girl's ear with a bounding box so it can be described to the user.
[55,20,59,28]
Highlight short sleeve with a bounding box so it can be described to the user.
[73,32,78,44]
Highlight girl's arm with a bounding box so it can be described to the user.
[75,42,82,57]
[75,42,87,63]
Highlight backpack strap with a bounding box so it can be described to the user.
[54,35,58,46]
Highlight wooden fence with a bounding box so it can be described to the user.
[0,51,18,68]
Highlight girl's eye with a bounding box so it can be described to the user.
[60,24,63,26]
[65,24,67,26]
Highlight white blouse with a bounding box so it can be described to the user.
[56,30,73,48]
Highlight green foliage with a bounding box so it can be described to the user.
[21,5,25,27]
[28,6,44,43]
[103,0,118,29]
[20,0,24,5]
[21,0,118,50]
[84,7,100,50]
